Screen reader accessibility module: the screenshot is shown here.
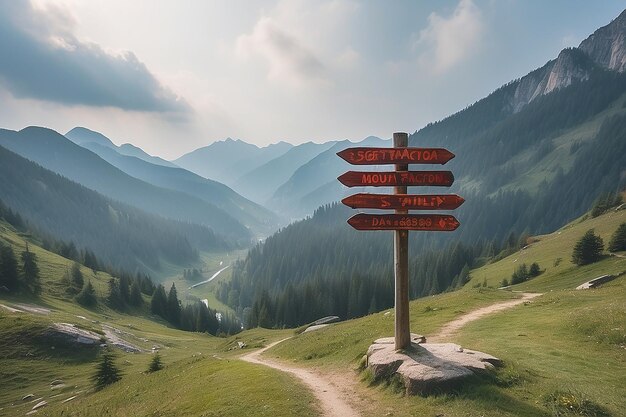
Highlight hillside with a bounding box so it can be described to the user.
[174,138,293,187]
[76,141,280,237]
[0,221,317,416]
[2,205,622,417]
[262,207,626,417]
[0,127,251,241]
[0,144,227,272]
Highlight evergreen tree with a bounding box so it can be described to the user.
[572,229,604,266]
[21,244,41,294]
[151,285,168,318]
[167,283,181,326]
[130,280,143,307]
[147,353,163,373]
[608,223,626,252]
[70,262,84,290]
[119,274,130,303]
[92,349,121,389]
[0,244,19,291]
[529,262,541,277]
[107,278,124,309]
[75,280,97,307]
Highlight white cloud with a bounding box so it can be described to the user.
[416,0,484,74]
[236,17,328,88]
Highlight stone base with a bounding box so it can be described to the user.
[366,335,502,395]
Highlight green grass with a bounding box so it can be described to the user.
[2,208,625,416]
[0,223,317,417]
[262,209,626,417]
[469,208,626,291]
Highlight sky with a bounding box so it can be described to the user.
[0,0,624,159]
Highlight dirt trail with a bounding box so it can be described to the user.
[241,339,360,417]
[240,292,542,417]
[428,292,542,342]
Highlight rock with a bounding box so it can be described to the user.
[61,395,78,404]
[366,340,502,395]
[45,324,101,347]
[50,384,66,390]
[22,394,35,401]
[303,324,329,333]
[25,411,38,416]
[32,400,48,410]
[237,341,247,349]
[50,379,64,386]
[576,274,616,290]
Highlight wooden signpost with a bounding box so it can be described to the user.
[338,132,463,350]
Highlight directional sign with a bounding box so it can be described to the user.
[342,193,464,210]
[337,147,455,165]
[337,171,454,188]
[347,213,460,231]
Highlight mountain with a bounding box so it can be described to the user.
[267,136,388,218]
[66,127,178,168]
[0,127,251,241]
[0,144,227,272]
[78,140,280,236]
[579,9,626,72]
[174,138,293,186]
[223,10,626,325]
[232,141,335,205]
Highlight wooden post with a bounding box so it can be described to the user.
[393,132,410,350]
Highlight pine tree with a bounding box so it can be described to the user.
[147,353,163,373]
[151,285,168,318]
[572,229,604,266]
[21,244,41,295]
[107,278,124,309]
[167,283,181,326]
[130,280,143,307]
[608,223,626,252]
[92,349,121,389]
[119,274,130,303]
[529,262,541,277]
[75,280,97,307]
[70,262,84,290]
[0,244,19,291]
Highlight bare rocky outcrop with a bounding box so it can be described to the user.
[580,9,626,72]
[45,323,102,346]
[506,8,626,113]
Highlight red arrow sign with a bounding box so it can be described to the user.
[337,171,454,187]
[342,193,464,210]
[347,214,460,231]
[337,147,455,165]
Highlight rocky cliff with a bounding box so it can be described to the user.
[507,9,626,113]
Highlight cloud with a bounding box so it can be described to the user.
[0,1,188,113]
[416,0,484,74]
[236,16,328,88]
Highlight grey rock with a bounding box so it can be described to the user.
[367,340,502,395]
[32,400,48,410]
[22,394,34,401]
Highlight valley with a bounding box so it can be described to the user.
[1,4,625,417]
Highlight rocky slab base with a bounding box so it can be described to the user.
[366,335,502,395]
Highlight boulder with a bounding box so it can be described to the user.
[366,338,502,395]
[22,394,35,401]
